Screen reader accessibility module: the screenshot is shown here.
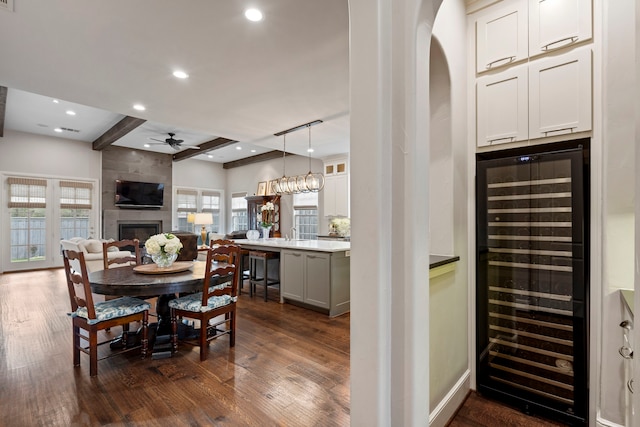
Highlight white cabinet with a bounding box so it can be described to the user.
[280,249,350,317]
[476,65,529,147]
[323,158,349,217]
[529,0,592,57]
[529,47,592,139]
[281,250,330,309]
[476,0,528,73]
[476,48,592,146]
[281,250,304,301]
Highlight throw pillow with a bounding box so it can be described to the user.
[83,239,103,254]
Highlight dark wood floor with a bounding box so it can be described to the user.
[1,268,567,426]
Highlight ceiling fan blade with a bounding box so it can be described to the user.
[149,138,166,143]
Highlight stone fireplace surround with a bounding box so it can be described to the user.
[101,146,173,241]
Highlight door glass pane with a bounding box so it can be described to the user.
[60,209,90,240]
[10,208,46,263]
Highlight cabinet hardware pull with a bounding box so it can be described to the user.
[543,127,576,136]
[485,56,516,69]
[628,379,635,394]
[619,346,634,359]
[308,255,316,259]
[541,36,578,51]
[488,136,515,144]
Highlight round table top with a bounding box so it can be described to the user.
[88,261,206,297]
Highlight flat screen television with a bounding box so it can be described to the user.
[115,180,164,208]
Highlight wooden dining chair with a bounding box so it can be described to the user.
[210,238,249,294]
[62,249,150,376]
[102,238,141,270]
[168,244,240,361]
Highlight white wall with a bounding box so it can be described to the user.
[600,0,637,423]
[429,1,470,423]
[172,158,227,230]
[0,129,101,179]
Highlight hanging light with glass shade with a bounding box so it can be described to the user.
[273,119,324,194]
[273,133,290,195]
[303,123,325,192]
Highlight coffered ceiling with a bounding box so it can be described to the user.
[0,1,350,166]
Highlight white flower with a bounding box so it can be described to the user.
[164,238,183,255]
[261,202,274,211]
[145,239,161,255]
[144,233,182,255]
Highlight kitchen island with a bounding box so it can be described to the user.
[234,238,351,317]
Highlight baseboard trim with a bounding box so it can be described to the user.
[429,369,471,427]
[596,415,625,427]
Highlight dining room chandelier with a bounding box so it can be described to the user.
[272,119,324,195]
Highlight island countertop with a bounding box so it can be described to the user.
[233,238,350,253]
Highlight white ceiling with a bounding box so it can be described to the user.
[0,0,350,164]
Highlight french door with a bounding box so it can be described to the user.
[2,175,99,272]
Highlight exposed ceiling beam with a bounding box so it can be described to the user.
[223,150,293,169]
[92,116,146,150]
[0,86,7,138]
[172,137,236,162]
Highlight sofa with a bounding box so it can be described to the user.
[60,237,133,273]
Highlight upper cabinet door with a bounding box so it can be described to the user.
[476,65,529,147]
[529,0,592,57]
[528,47,592,139]
[476,0,528,74]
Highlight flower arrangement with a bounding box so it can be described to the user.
[260,201,275,228]
[144,233,183,256]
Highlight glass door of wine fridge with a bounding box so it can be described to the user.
[476,142,589,425]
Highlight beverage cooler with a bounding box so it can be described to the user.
[476,141,589,425]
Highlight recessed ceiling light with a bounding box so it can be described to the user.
[207,154,214,159]
[133,104,146,111]
[66,110,76,116]
[307,148,314,153]
[251,149,256,153]
[245,8,263,22]
[143,143,150,148]
[173,70,189,79]
[54,128,63,133]
[236,146,242,150]
[52,99,59,104]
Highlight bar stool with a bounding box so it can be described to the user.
[249,251,280,301]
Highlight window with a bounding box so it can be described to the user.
[8,177,47,263]
[293,192,318,240]
[202,191,221,233]
[59,180,92,240]
[175,187,224,233]
[231,192,248,231]
[176,189,198,232]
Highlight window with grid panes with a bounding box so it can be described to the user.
[176,189,198,232]
[231,192,248,231]
[201,191,221,232]
[59,180,92,240]
[8,177,47,262]
[293,192,318,240]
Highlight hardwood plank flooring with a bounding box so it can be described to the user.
[0,269,349,426]
[1,268,570,426]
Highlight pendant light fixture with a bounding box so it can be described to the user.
[303,124,325,192]
[272,119,324,195]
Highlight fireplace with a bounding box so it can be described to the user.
[118,221,161,245]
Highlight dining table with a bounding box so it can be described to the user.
[88,260,207,358]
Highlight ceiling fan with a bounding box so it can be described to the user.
[149,132,200,150]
